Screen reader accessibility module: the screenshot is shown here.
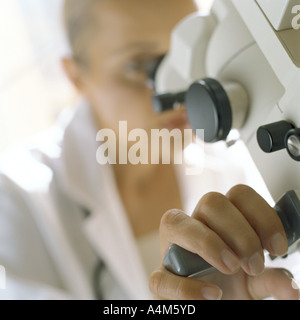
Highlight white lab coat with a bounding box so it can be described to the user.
[0,102,246,300]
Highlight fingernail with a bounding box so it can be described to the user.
[291,279,300,300]
[270,233,288,256]
[248,252,265,275]
[282,269,294,279]
[201,286,223,300]
[221,249,240,273]
[291,279,299,290]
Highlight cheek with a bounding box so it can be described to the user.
[90,79,155,129]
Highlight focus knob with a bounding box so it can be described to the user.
[257,121,294,153]
[285,128,300,161]
[185,78,248,142]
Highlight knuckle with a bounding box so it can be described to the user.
[174,277,207,300]
[174,277,190,298]
[198,231,217,251]
[149,268,204,300]
[199,192,226,209]
[149,269,164,296]
[160,209,186,231]
[236,232,261,256]
[227,184,253,200]
[196,192,227,220]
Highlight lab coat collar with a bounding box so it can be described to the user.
[58,102,151,299]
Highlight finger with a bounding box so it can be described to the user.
[193,192,265,276]
[160,209,241,275]
[227,185,288,256]
[149,266,223,300]
[247,268,300,300]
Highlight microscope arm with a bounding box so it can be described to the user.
[156,0,300,279]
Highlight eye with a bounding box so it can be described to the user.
[124,55,165,84]
[123,60,150,86]
[126,61,148,74]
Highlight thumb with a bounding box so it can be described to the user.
[247,268,300,300]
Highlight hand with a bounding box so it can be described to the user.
[149,185,300,300]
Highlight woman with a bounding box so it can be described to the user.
[0,0,298,300]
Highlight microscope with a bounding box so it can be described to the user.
[153,0,300,278]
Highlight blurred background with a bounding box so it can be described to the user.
[2,0,300,291]
[0,0,213,153]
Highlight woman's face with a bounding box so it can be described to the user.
[72,0,197,134]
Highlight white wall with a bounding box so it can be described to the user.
[0,0,77,153]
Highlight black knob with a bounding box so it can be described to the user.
[257,121,294,153]
[152,91,186,113]
[285,128,300,161]
[185,78,232,142]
